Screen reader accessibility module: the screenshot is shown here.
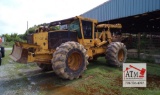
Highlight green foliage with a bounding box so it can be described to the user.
[1,23,60,43]
[49,25,60,30]
[2,33,25,42]
[23,25,37,40]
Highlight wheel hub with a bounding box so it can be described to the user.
[68,51,82,71]
[118,49,124,62]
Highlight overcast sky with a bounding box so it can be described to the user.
[0,0,108,35]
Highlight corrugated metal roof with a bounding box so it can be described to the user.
[81,0,160,22]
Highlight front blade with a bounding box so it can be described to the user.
[10,45,28,63]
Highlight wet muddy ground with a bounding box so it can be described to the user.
[0,63,76,95]
[0,63,160,95]
[0,52,160,95]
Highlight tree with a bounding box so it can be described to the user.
[2,33,24,42]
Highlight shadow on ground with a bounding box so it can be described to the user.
[0,57,160,95]
[0,57,120,95]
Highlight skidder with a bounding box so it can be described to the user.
[10,16,127,80]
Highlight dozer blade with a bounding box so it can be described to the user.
[10,45,28,63]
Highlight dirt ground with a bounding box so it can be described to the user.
[0,63,78,95]
[0,51,160,95]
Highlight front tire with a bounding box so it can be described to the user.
[106,42,127,67]
[52,41,89,80]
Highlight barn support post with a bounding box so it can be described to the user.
[137,32,141,59]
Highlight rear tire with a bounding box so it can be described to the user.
[106,42,127,67]
[52,41,89,80]
[37,63,53,71]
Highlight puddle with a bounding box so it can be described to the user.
[75,83,120,95]
[38,83,80,95]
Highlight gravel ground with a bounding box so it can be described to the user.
[0,63,64,95]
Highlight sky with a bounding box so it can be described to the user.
[0,0,108,35]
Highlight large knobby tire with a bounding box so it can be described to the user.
[106,42,127,67]
[52,41,89,80]
[37,63,53,71]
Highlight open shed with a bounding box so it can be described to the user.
[81,0,160,61]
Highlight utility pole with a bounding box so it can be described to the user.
[27,21,28,30]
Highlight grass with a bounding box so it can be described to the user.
[2,50,12,65]
[1,50,160,95]
[68,57,160,95]
[2,50,37,68]
[1,42,14,48]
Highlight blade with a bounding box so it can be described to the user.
[10,45,28,63]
